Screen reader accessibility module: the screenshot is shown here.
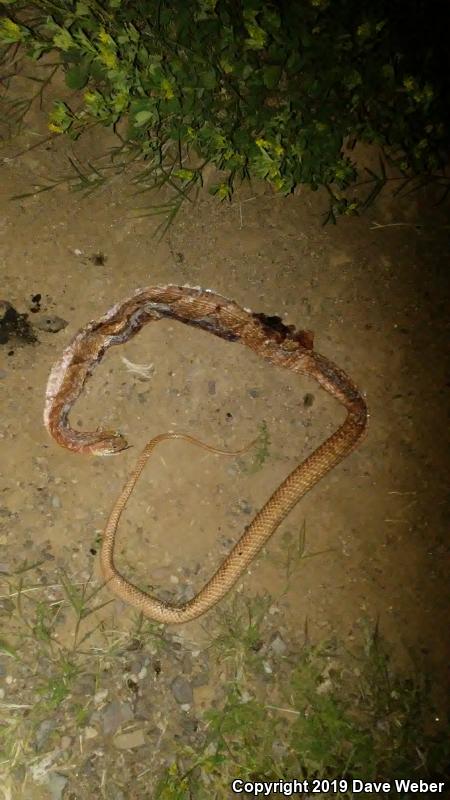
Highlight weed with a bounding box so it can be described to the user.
[1,568,448,798]
[1,1,448,226]
[245,420,270,474]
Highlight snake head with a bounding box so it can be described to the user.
[87,431,129,456]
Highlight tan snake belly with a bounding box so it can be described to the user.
[44,285,368,623]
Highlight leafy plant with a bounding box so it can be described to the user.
[0,0,449,223]
[156,623,450,798]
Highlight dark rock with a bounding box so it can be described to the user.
[170,676,193,705]
[101,700,134,735]
[33,314,68,333]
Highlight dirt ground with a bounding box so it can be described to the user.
[1,72,449,799]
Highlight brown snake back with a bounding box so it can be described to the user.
[44,285,368,623]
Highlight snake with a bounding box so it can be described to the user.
[44,284,368,624]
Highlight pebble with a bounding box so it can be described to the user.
[60,736,72,750]
[51,495,61,509]
[268,632,287,656]
[191,671,209,688]
[33,314,68,333]
[94,689,108,706]
[181,716,198,734]
[236,498,253,515]
[47,772,68,800]
[113,728,146,749]
[101,700,134,735]
[35,719,57,750]
[84,726,98,740]
[170,675,193,705]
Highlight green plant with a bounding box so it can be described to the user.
[155,621,450,799]
[1,0,449,225]
[245,419,270,473]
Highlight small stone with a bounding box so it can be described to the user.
[47,772,68,800]
[51,495,61,509]
[207,380,216,395]
[181,654,193,675]
[101,700,134,735]
[60,736,72,750]
[236,498,253,515]
[181,716,198,734]
[303,393,314,408]
[35,719,56,750]
[268,632,287,656]
[94,689,108,706]
[191,672,209,688]
[113,729,146,749]
[316,678,333,696]
[84,726,98,740]
[170,676,193,705]
[248,387,260,398]
[33,314,68,333]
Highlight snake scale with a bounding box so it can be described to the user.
[44,285,368,623]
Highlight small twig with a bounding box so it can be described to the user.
[0,581,86,599]
[265,703,300,716]
[370,221,450,231]
[370,222,422,230]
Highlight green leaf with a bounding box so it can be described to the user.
[134,109,154,126]
[65,58,91,90]
[0,637,19,659]
[262,65,282,89]
[199,69,216,90]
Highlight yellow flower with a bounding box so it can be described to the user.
[53,27,73,52]
[356,22,371,40]
[173,169,195,181]
[216,183,230,200]
[98,48,118,69]
[161,78,174,99]
[48,122,63,134]
[98,28,113,45]
[0,18,22,43]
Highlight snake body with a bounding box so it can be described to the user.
[44,285,367,623]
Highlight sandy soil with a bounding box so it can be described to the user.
[1,66,449,798]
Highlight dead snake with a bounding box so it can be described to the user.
[44,285,368,623]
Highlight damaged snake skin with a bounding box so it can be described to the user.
[44,285,368,623]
